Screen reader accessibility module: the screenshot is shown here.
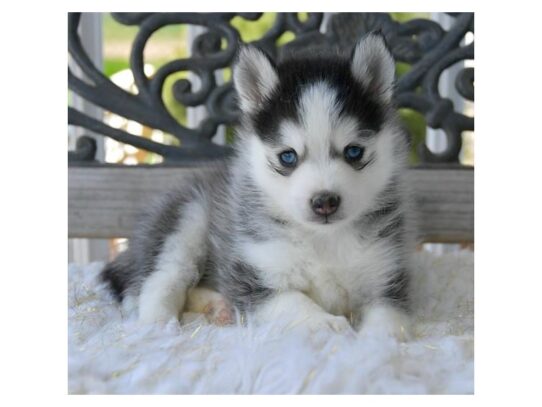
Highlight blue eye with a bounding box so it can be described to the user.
[278,150,298,167]
[344,145,364,161]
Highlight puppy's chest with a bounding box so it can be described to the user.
[240,232,391,315]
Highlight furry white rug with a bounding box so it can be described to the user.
[68,250,474,394]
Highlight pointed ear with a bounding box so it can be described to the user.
[233,45,279,114]
[350,32,395,104]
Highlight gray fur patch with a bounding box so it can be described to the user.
[382,267,410,311]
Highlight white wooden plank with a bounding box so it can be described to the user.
[69,166,474,242]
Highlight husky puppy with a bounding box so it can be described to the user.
[101,32,415,339]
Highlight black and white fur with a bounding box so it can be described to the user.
[101,33,416,339]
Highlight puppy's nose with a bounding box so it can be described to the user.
[310,192,341,216]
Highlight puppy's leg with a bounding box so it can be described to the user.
[252,291,351,333]
[358,302,412,341]
[138,202,208,324]
[358,264,412,341]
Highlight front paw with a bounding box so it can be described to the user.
[138,301,181,325]
[358,304,412,342]
[290,312,352,333]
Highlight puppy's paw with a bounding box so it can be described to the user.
[138,302,181,325]
[292,312,352,334]
[358,303,412,342]
[186,287,234,326]
[203,299,234,326]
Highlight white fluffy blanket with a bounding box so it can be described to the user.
[68,250,474,394]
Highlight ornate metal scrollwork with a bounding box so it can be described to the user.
[68,12,474,165]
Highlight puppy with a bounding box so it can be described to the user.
[101,32,415,340]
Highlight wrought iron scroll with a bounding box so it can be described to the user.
[68,12,474,165]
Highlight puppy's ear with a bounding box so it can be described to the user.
[350,32,395,104]
[233,45,279,114]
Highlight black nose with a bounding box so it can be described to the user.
[310,192,341,217]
